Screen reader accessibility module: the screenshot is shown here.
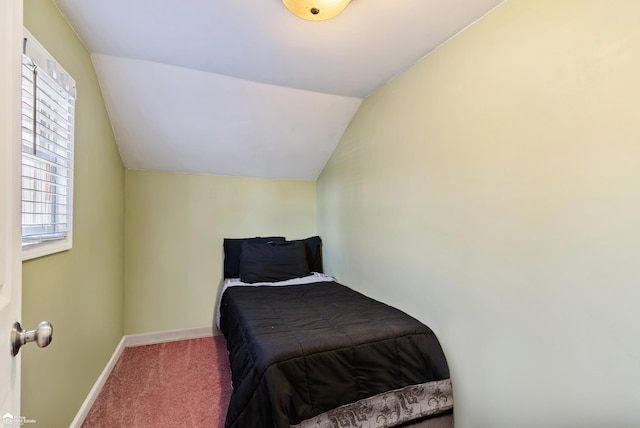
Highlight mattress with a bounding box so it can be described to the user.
[219,280,451,428]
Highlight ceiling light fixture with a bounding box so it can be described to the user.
[282,0,351,21]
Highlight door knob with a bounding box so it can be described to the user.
[10,321,53,357]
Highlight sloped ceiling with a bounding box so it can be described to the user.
[53,0,504,180]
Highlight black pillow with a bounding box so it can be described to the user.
[223,237,285,278]
[239,241,310,283]
[289,236,323,273]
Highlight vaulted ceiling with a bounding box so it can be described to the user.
[53,0,504,180]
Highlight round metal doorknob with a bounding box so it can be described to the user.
[10,321,53,357]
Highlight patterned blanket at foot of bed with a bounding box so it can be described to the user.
[293,378,453,428]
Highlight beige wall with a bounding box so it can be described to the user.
[22,1,125,427]
[124,170,316,334]
[318,1,640,427]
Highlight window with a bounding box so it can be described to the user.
[21,29,76,261]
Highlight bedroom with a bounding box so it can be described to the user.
[2,0,640,427]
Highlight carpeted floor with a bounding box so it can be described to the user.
[82,336,232,428]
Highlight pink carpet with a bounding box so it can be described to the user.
[82,336,232,428]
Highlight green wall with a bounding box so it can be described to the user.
[318,0,640,427]
[22,1,125,427]
[124,170,317,334]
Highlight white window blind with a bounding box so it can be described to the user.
[21,29,76,260]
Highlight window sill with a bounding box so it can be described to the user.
[22,238,72,261]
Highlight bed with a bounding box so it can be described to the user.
[218,237,453,428]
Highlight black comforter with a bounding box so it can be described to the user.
[219,281,450,428]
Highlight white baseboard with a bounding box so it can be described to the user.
[69,326,219,428]
[69,336,126,428]
[124,325,218,347]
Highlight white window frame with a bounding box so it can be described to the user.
[21,29,76,261]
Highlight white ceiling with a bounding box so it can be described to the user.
[53,0,504,180]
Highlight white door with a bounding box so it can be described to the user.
[1,0,24,421]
